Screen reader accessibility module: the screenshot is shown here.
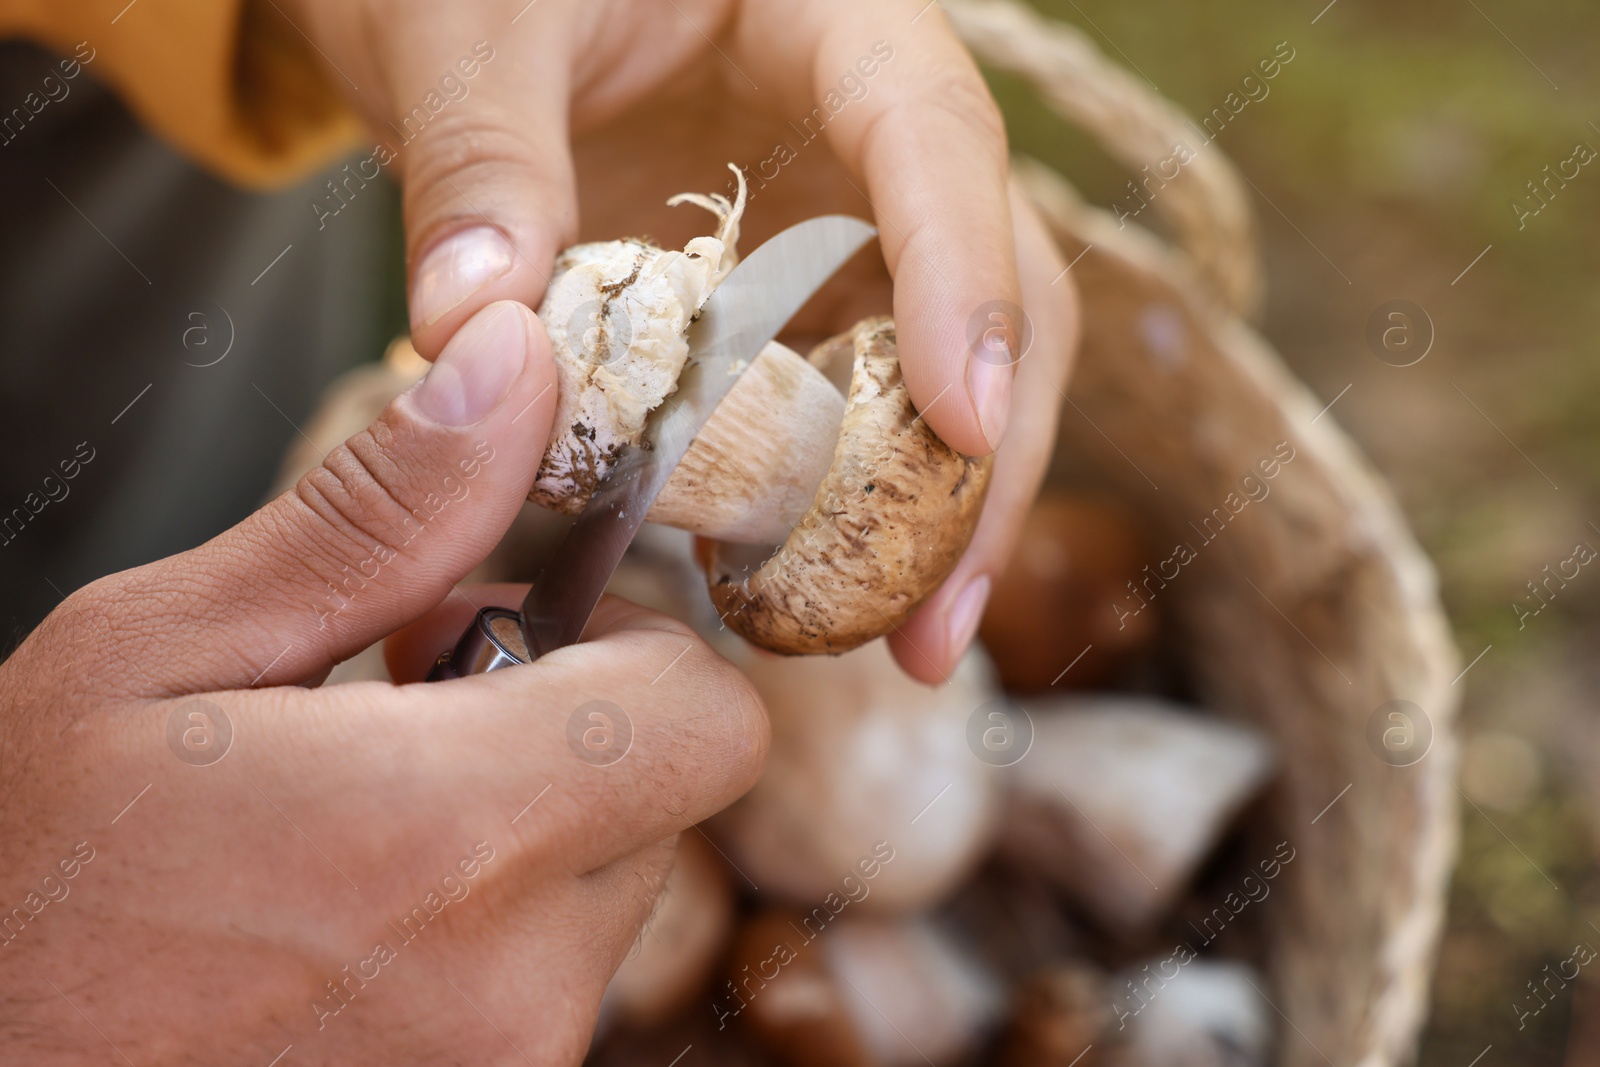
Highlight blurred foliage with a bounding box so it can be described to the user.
[993,1,1600,1063]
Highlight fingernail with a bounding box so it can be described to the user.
[413,226,516,329]
[413,302,527,425]
[945,575,991,660]
[966,353,1013,451]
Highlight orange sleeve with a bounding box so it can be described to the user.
[0,0,362,188]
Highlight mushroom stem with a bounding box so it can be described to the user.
[647,340,845,545]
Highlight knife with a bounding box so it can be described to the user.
[428,214,877,679]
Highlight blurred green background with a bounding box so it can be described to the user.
[992,1,1600,1062]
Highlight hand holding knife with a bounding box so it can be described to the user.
[429,215,877,680]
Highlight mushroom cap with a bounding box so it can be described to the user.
[701,317,992,654]
[729,911,1003,1067]
[1000,964,1112,1067]
[979,492,1159,691]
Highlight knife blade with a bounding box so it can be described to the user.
[520,214,877,657]
[427,213,876,679]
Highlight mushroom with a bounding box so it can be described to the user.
[724,910,1003,1067]
[999,696,1275,933]
[979,492,1159,691]
[527,168,988,654]
[527,164,846,549]
[601,835,736,1029]
[712,639,1002,913]
[277,168,988,656]
[720,910,872,1066]
[999,963,1113,1067]
[1102,960,1271,1067]
[698,319,992,654]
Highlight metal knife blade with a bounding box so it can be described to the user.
[517,214,877,658]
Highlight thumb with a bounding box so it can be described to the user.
[54,302,558,698]
[397,25,580,359]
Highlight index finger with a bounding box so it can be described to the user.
[790,0,1021,456]
[433,603,771,872]
[225,598,769,880]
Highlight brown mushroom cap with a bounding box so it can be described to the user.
[698,317,992,655]
[1000,964,1113,1067]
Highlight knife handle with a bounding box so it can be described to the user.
[426,607,534,681]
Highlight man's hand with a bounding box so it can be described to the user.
[0,303,768,1064]
[282,0,1081,683]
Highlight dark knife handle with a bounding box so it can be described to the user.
[426,607,533,680]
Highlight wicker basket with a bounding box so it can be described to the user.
[947,3,1461,1064]
[277,6,1462,1060]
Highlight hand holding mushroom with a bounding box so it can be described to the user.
[282,0,1079,677]
[523,171,994,652]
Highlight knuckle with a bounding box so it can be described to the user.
[404,111,577,240]
[291,424,421,566]
[569,626,769,799]
[931,72,1009,155]
[3,584,110,701]
[864,67,1008,166]
[23,570,218,695]
[855,79,1010,214]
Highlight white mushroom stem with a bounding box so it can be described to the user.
[712,638,1002,912]
[646,340,845,544]
[526,164,857,546]
[731,911,1004,1067]
[823,918,1005,1067]
[1104,960,1272,1067]
[1001,696,1277,933]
